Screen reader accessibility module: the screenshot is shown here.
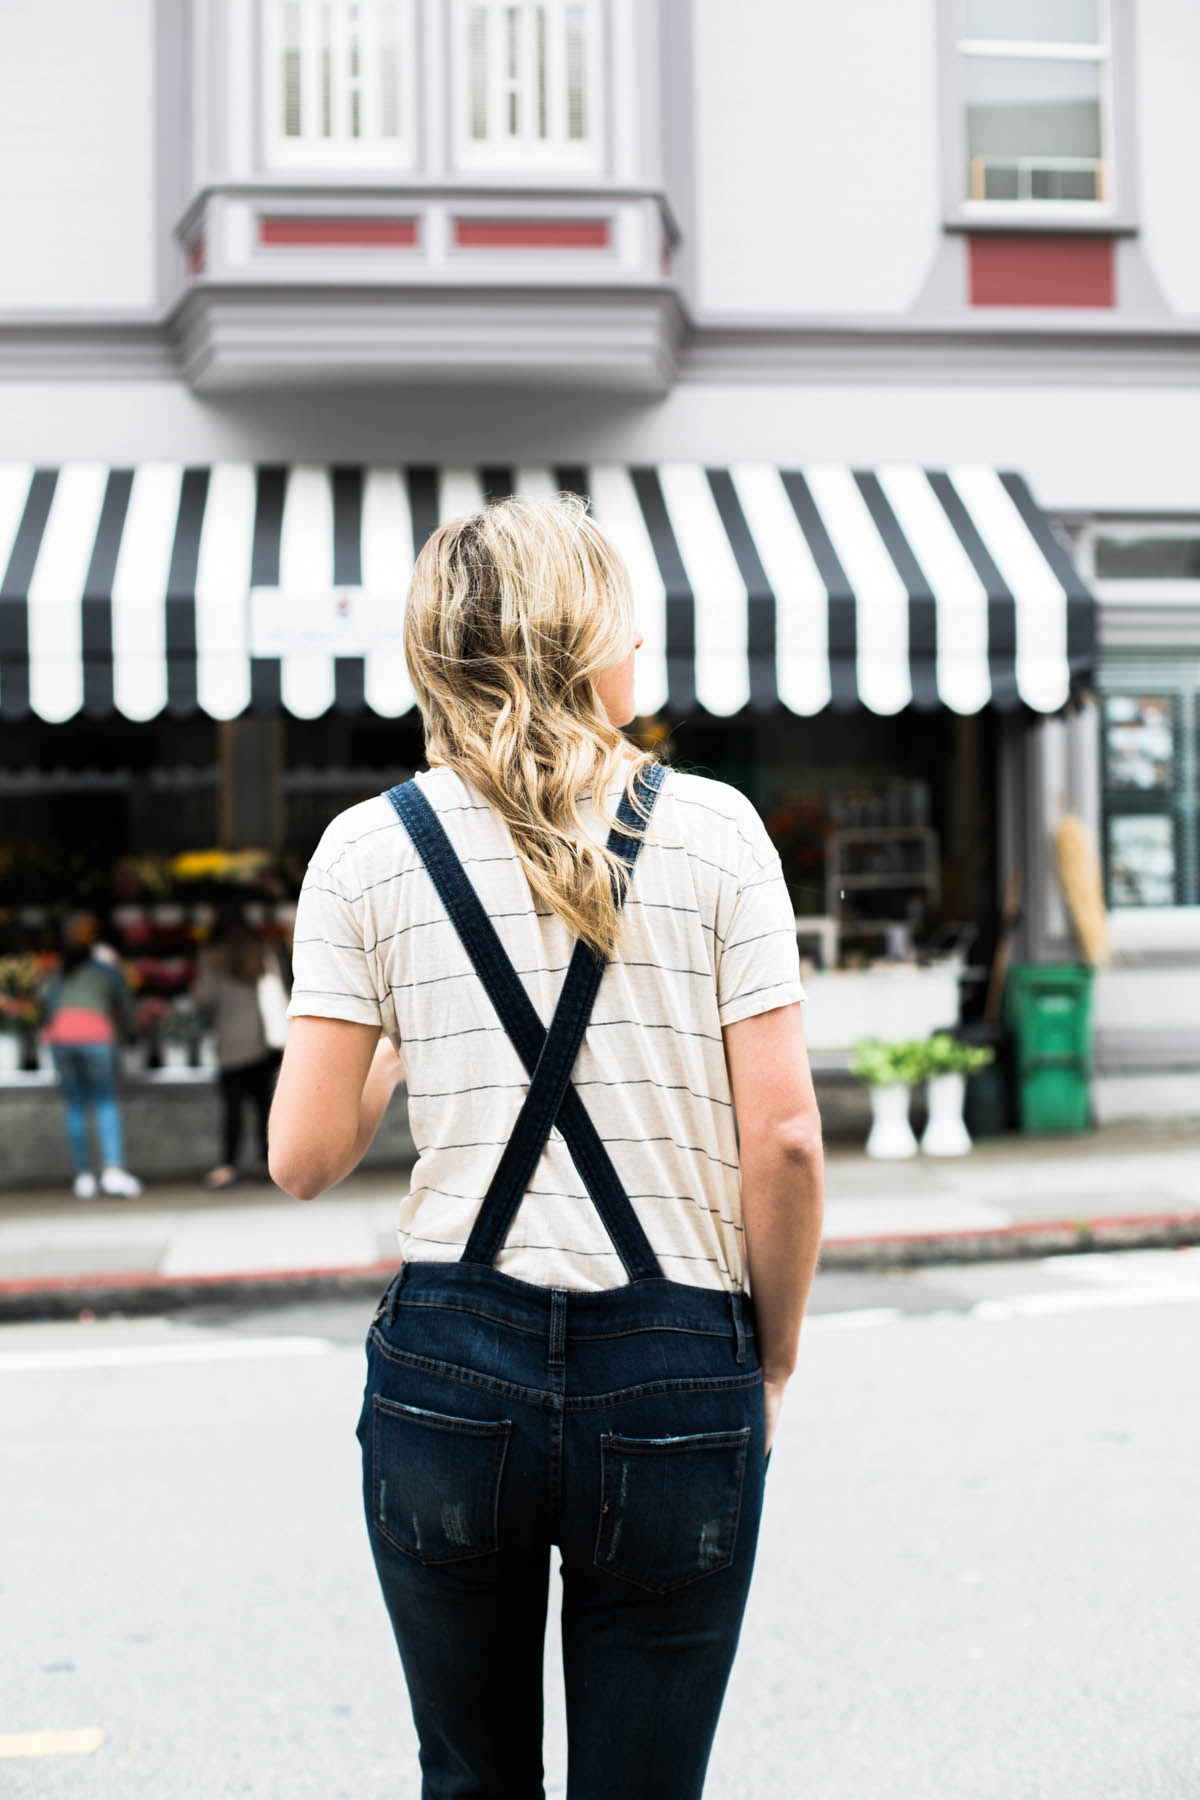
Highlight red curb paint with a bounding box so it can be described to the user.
[258,217,419,248]
[453,218,610,249]
[822,1209,1200,1250]
[3,1216,1199,1301]
[0,1260,401,1297]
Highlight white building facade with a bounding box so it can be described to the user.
[2,0,1199,1125]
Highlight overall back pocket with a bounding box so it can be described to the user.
[594,1427,752,1594]
[371,1397,512,1564]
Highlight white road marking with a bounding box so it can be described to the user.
[805,1308,904,1332]
[0,1728,105,1758]
[0,1337,334,1373]
[972,1286,1200,1322]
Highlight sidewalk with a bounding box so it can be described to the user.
[2,1121,1200,1320]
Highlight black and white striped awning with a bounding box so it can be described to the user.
[0,462,1094,723]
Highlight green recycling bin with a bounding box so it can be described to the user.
[1004,965,1094,1133]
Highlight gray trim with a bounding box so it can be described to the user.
[0,321,177,379]
[155,3,190,311]
[170,282,685,391]
[1100,607,1200,651]
[657,0,696,311]
[2,309,1199,386]
[935,0,1140,234]
[1094,1027,1200,1069]
[909,226,1171,322]
[175,178,683,244]
[678,322,1200,386]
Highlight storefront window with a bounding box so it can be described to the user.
[1093,533,1200,580]
[1100,689,1195,907]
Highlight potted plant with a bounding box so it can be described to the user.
[850,1038,927,1160]
[132,995,170,1071]
[918,1033,996,1157]
[160,996,199,1071]
[0,995,27,1073]
[0,955,47,1074]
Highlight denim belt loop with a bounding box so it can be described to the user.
[385,1262,408,1328]
[729,1290,746,1365]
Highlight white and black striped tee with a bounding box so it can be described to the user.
[288,766,805,1292]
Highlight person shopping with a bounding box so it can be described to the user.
[269,496,825,1800]
[194,911,287,1189]
[41,915,141,1199]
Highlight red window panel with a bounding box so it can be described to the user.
[968,234,1115,308]
[453,218,611,249]
[258,217,420,248]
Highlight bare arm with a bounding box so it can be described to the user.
[723,1001,824,1448]
[267,1016,405,1199]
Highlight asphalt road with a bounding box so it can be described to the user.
[3,1251,1198,1799]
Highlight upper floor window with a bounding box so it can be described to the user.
[263,0,415,168]
[454,1,603,172]
[958,0,1111,208]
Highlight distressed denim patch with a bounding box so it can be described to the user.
[594,1426,751,1593]
[371,1396,512,1565]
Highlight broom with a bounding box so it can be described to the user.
[1053,813,1112,968]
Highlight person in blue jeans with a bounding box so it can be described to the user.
[40,916,142,1199]
[270,496,825,1798]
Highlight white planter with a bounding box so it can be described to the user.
[921,1072,973,1157]
[0,1033,22,1074]
[161,1040,190,1070]
[36,1038,55,1073]
[198,1033,219,1070]
[865,1083,918,1160]
[122,1043,148,1076]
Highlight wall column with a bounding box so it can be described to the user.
[218,717,283,850]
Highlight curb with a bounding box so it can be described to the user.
[2,1214,1199,1323]
[0,1260,400,1323]
[818,1209,1200,1269]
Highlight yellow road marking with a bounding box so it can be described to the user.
[0,1728,105,1758]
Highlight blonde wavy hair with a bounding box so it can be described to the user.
[404,495,656,958]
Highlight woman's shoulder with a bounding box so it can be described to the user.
[306,791,412,883]
[657,771,775,872]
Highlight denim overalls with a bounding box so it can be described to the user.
[356,767,769,1800]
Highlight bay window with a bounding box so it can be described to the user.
[263,0,415,168]
[454,1,603,171]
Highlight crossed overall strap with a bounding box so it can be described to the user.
[386,765,666,1283]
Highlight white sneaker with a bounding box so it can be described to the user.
[99,1166,143,1199]
[73,1172,98,1200]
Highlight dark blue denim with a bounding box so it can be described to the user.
[362,765,769,1795]
[356,1261,768,1800]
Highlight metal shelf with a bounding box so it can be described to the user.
[827,826,940,920]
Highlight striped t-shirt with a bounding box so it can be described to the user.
[287,764,805,1292]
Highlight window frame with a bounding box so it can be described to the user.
[450,0,606,176]
[937,0,1139,234]
[1082,520,1200,587]
[1099,686,1188,909]
[260,0,418,172]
